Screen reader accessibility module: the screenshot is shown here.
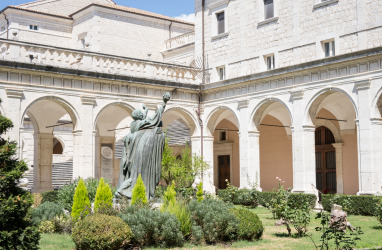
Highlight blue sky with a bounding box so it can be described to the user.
[0,0,195,19]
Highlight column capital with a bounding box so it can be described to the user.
[355,79,371,92]
[237,100,249,110]
[290,90,304,101]
[248,131,260,137]
[5,89,23,99]
[81,96,96,106]
[370,118,382,125]
[303,125,316,132]
[331,142,344,149]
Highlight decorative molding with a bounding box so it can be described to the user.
[5,89,23,99]
[355,79,371,92]
[303,125,316,132]
[290,90,304,101]
[81,96,96,106]
[370,118,382,125]
[248,131,260,137]
[313,0,339,10]
[208,0,230,10]
[258,16,279,27]
[237,100,249,109]
[211,32,229,41]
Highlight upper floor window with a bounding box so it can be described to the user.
[29,25,38,31]
[264,0,274,19]
[219,129,228,142]
[216,12,225,35]
[323,40,335,57]
[266,54,275,70]
[218,66,226,80]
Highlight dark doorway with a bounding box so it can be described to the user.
[218,155,230,189]
[53,138,63,155]
[315,126,336,195]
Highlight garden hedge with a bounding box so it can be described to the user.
[217,188,259,207]
[258,192,317,209]
[322,194,381,216]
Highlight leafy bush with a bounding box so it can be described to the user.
[162,183,176,210]
[31,201,65,225]
[41,190,58,204]
[32,193,43,208]
[50,215,73,234]
[196,182,204,202]
[71,178,90,221]
[39,221,55,234]
[131,174,148,206]
[188,199,238,243]
[57,178,115,212]
[230,207,264,240]
[322,194,380,216]
[162,199,192,238]
[94,178,113,213]
[216,182,258,207]
[120,206,184,247]
[376,199,382,224]
[258,191,317,209]
[72,214,132,250]
[0,107,40,249]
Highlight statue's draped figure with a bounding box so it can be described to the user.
[115,93,170,200]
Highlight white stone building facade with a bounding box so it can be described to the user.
[0,0,382,196]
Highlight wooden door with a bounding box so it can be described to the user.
[218,155,230,189]
[315,127,336,194]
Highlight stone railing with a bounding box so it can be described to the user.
[0,39,197,84]
[165,32,195,50]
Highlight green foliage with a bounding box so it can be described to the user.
[94,177,113,213]
[377,199,382,224]
[57,178,115,212]
[72,214,132,250]
[50,215,73,234]
[258,191,317,209]
[31,201,65,225]
[131,174,148,206]
[322,194,380,216]
[39,220,55,234]
[120,206,184,247]
[230,207,264,240]
[41,190,58,204]
[196,182,204,202]
[0,108,40,249]
[161,182,176,210]
[310,211,363,250]
[165,200,193,238]
[71,178,90,221]
[161,141,209,189]
[188,199,238,243]
[217,181,259,207]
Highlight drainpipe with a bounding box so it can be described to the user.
[169,21,173,39]
[2,12,9,39]
[199,0,206,179]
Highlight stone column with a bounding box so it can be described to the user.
[371,118,382,193]
[202,136,215,193]
[33,133,53,192]
[5,89,23,157]
[332,143,344,194]
[247,131,261,190]
[355,80,374,195]
[72,97,96,179]
[291,91,316,194]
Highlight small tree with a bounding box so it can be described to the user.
[94,178,113,213]
[71,178,90,221]
[196,182,204,202]
[161,182,176,211]
[131,174,148,206]
[0,102,40,248]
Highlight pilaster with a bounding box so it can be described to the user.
[5,89,23,157]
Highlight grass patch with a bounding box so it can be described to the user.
[39,207,382,249]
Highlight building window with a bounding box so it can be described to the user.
[219,129,228,142]
[217,66,226,80]
[216,12,225,34]
[80,39,85,50]
[266,55,275,70]
[29,25,38,31]
[264,0,274,19]
[323,40,335,57]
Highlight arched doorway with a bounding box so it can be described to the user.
[315,126,336,195]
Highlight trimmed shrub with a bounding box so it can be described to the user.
[230,207,264,240]
[376,200,382,224]
[258,191,274,207]
[258,191,316,209]
[71,178,90,221]
[188,199,238,243]
[41,190,58,204]
[120,206,184,248]
[31,201,65,225]
[72,214,132,250]
[39,221,55,234]
[217,188,259,207]
[322,194,380,215]
[196,182,204,202]
[131,174,148,206]
[94,178,113,213]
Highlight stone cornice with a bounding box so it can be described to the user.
[237,100,249,109]
[290,90,304,101]
[355,79,371,92]
[5,89,23,99]
[81,96,96,106]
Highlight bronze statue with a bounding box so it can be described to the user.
[115,92,170,200]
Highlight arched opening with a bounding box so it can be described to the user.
[307,90,358,195]
[315,126,336,195]
[252,99,293,191]
[21,97,78,192]
[206,107,240,190]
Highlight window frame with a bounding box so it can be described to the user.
[264,0,274,20]
[217,66,226,81]
[322,40,335,58]
[216,11,225,35]
[210,1,229,40]
[29,25,39,31]
[265,54,275,70]
[219,129,229,142]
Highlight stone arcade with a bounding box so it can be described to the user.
[0,0,382,196]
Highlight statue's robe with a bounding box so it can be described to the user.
[116,105,165,199]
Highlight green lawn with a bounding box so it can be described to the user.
[40,206,382,249]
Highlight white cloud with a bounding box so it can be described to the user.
[175,13,195,23]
